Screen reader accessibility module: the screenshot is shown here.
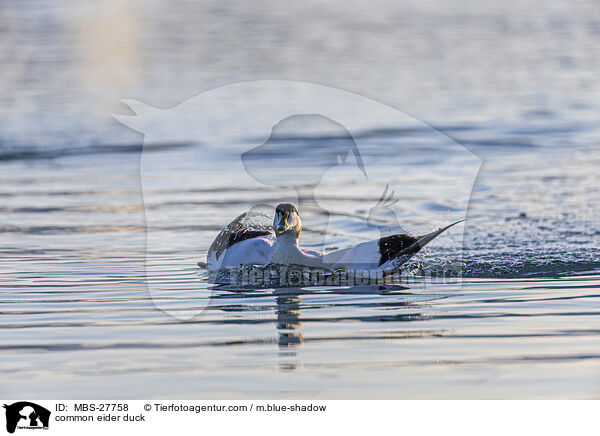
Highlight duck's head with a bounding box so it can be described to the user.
[273,203,302,238]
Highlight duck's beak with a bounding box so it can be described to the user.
[274,212,290,235]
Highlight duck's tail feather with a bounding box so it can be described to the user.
[384,219,465,269]
[412,219,465,250]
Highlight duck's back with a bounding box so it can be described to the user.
[320,233,423,271]
[321,239,381,270]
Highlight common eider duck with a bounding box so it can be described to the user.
[206,203,462,272]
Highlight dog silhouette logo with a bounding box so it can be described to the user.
[3,402,50,434]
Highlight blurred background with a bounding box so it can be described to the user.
[2,0,598,152]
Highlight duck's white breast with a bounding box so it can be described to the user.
[208,235,275,270]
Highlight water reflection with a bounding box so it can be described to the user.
[275,290,304,347]
[274,289,304,370]
[270,284,421,371]
[207,281,458,372]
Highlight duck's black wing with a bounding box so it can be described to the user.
[208,212,273,262]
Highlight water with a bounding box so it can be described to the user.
[1,0,600,399]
